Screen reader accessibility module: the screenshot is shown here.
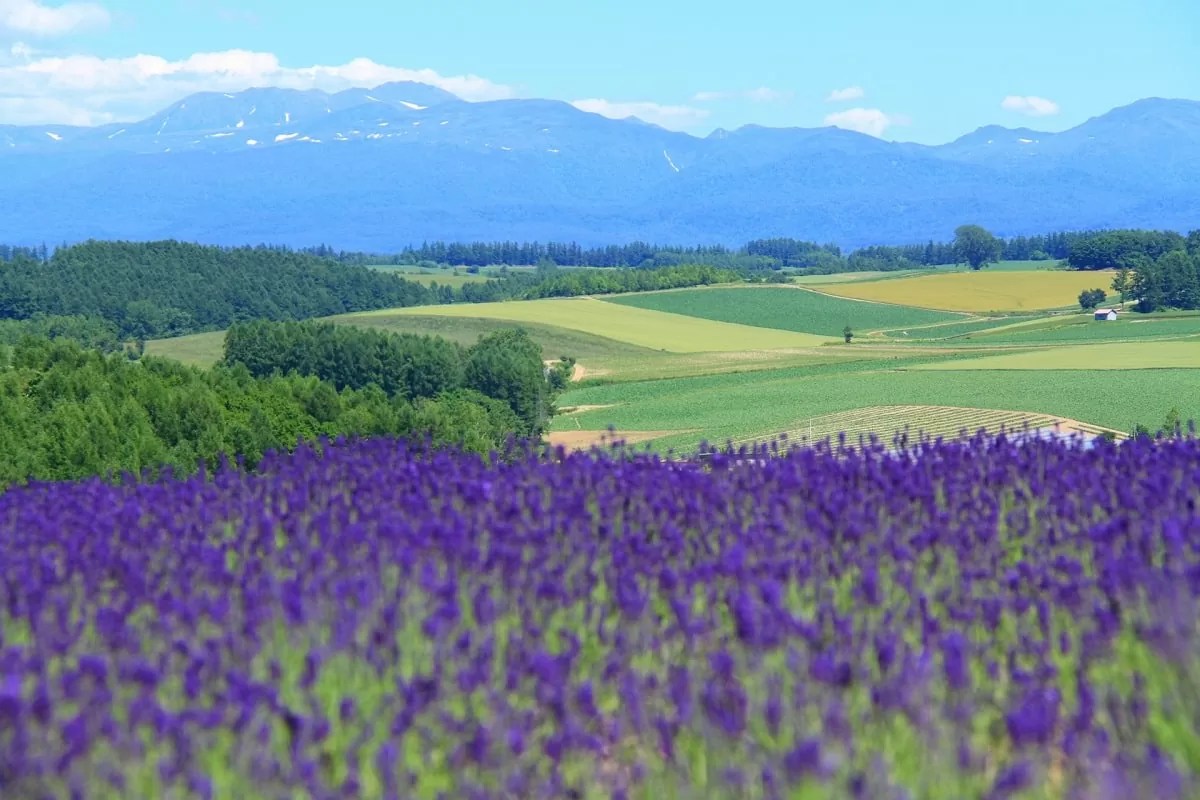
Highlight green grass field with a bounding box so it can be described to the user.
[970,313,1200,344]
[792,270,929,285]
[605,286,965,336]
[881,315,1046,339]
[553,362,1199,451]
[144,330,226,366]
[347,296,835,352]
[912,341,1200,371]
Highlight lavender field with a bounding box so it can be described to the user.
[2,434,1198,799]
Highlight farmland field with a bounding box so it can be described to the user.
[349,296,835,351]
[146,279,1200,446]
[791,269,928,284]
[913,341,1200,370]
[816,269,1119,311]
[605,286,965,336]
[880,315,1045,339]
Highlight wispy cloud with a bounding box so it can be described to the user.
[826,86,864,102]
[1001,95,1060,117]
[0,0,110,36]
[693,87,790,103]
[823,107,908,138]
[0,49,516,124]
[571,98,710,130]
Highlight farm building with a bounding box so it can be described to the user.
[1094,308,1118,321]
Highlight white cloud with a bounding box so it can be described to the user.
[1001,95,1060,117]
[823,107,908,138]
[0,94,111,124]
[0,0,110,36]
[693,87,790,103]
[571,98,710,131]
[826,86,864,102]
[0,49,516,124]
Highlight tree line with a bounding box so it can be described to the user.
[297,228,1195,274]
[455,263,743,303]
[222,321,569,437]
[1065,230,1200,271]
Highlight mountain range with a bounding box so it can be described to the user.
[2,82,1198,250]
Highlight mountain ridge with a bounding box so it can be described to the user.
[1,85,1197,249]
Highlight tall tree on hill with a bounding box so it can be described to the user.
[953,225,1003,271]
[1111,268,1132,307]
[464,329,550,437]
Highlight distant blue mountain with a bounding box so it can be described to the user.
[1,86,1197,249]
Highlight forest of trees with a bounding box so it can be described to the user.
[1062,230,1200,311]
[0,241,743,347]
[222,321,566,437]
[0,314,122,352]
[0,331,559,484]
[0,240,437,340]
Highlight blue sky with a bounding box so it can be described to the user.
[1,0,1197,142]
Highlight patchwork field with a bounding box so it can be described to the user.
[148,308,858,381]
[606,286,965,336]
[146,276,1200,449]
[816,269,1118,312]
[348,296,835,351]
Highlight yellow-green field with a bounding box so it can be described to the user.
[341,297,835,352]
[147,311,860,381]
[816,270,1118,312]
[144,330,226,366]
[912,341,1200,371]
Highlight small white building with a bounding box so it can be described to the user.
[1094,308,1118,321]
